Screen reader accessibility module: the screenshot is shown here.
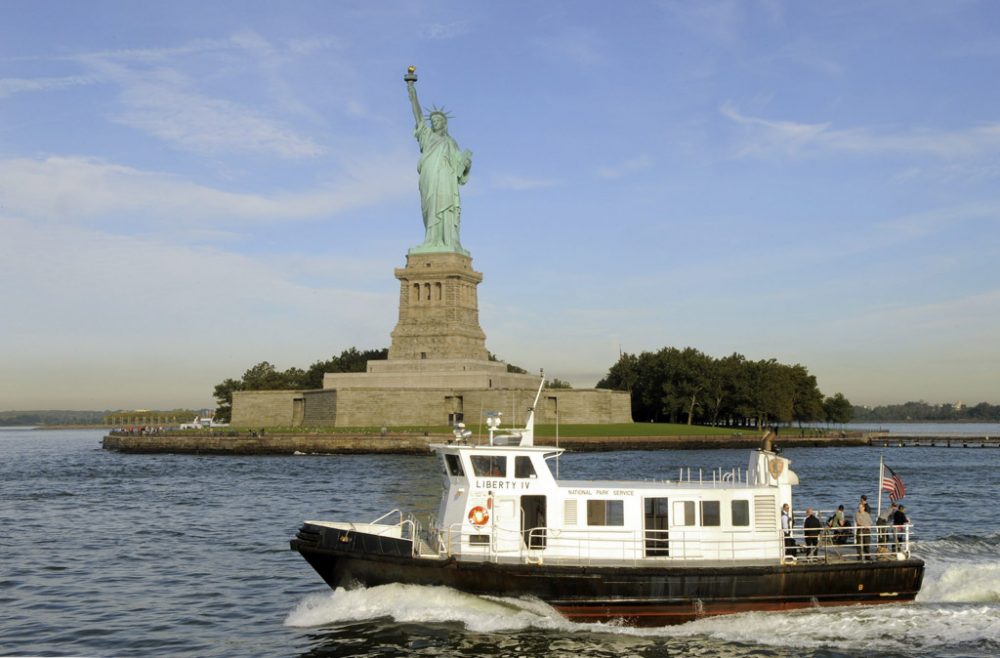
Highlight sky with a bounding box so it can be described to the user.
[2,1,999,411]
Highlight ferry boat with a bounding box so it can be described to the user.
[291,380,924,626]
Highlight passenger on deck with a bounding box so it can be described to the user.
[892,504,910,552]
[803,508,822,557]
[781,503,795,556]
[828,505,849,544]
[877,503,897,553]
[856,502,873,560]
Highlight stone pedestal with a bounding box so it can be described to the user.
[388,252,487,361]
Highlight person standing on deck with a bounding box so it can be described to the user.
[803,508,822,557]
[856,502,873,560]
[781,503,795,556]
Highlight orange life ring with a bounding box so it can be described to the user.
[468,505,490,526]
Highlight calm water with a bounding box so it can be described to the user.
[1,428,998,657]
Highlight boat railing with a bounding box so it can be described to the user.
[365,509,418,545]
[433,522,781,565]
[429,520,912,565]
[784,520,912,562]
[370,509,406,527]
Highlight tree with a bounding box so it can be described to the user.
[213,378,244,422]
[824,393,854,424]
[547,378,572,389]
[488,352,528,374]
[305,348,388,388]
[789,365,825,426]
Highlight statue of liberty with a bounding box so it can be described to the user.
[405,67,472,255]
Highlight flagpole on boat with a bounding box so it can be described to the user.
[877,454,884,522]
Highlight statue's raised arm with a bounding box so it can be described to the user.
[403,66,471,257]
[405,67,423,128]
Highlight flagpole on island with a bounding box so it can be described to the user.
[877,454,885,522]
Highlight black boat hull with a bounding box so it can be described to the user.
[291,523,925,626]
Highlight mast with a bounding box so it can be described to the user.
[877,454,884,521]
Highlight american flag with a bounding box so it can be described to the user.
[882,464,906,502]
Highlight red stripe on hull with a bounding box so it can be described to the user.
[555,595,918,626]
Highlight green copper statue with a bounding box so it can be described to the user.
[405,66,472,256]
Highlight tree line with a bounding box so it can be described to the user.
[852,400,1000,422]
[597,347,853,427]
[0,410,108,426]
[212,348,389,421]
[211,345,852,427]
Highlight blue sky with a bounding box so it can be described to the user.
[2,1,999,410]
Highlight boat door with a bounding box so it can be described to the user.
[521,495,547,549]
[644,497,669,557]
[491,496,522,555]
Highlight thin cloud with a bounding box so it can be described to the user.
[0,217,397,407]
[875,202,1000,241]
[532,27,607,66]
[72,39,327,159]
[489,174,562,191]
[115,82,325,158]
[596,155,653,179]
[0,155,412,225]
[0,74,100,98]
[421,21,472,40]
[721,103,1000,160]
[661,0,747,45]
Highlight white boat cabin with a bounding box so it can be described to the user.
[431,440,799,564]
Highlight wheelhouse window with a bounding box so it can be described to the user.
[444,454,464,477]
[587,500,624,526]
[701,501,721,526]
[514,456,536,479]
[470,455,506,477]
[731,499,750,526]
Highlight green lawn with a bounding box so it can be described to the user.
[204,423,772,437]
[532,423,753,437]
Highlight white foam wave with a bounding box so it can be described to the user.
[284,584,570,632]
[920,562,1000,603]
[285,583,1000,652]
[664,603,1000,653]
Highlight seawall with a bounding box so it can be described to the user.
[101,432,872,455]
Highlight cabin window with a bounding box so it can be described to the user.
[673,501,696,526]
[587,500,624,526]
[514,456,536,479]
[731,500,751,526]
[470,455,507,477]
[468,534,489,545]
[701,501,721,527]
[444,454,464,477]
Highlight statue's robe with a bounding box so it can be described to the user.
[415,122,471,248]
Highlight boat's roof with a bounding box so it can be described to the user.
[556,478,760,492]
[430,442,564,455]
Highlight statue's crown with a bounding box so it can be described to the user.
[426,105,453,121]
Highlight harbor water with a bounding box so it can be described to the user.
[1,428,998,657]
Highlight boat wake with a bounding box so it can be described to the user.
[284,584,568,633]
[286,579,1000,656]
